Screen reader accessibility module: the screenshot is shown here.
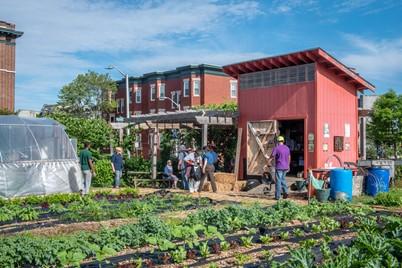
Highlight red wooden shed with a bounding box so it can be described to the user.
[223,48,375,179]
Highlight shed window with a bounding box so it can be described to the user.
[239,63,315,90]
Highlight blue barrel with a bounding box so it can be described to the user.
[366,167,390,196]
[330,169,353,201]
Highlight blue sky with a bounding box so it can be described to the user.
[1,0,402,111]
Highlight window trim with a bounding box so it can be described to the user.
[135,87,142,103]
[192,78,200,97]
[183,79,190,97]
[159,83,166,99]
[230,80,238,98]
[150,84,156,101]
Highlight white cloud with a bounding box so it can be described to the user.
[341,34,402,87]
[122,49,265,74]
[1,0,261,110]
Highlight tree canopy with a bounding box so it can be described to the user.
[367,90,402,158]
[49,112,114,155]
[58,71,117,118]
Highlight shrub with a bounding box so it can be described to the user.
[373,190,402,207]
[93,159,114,187]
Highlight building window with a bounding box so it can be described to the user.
[117,99,125,113]
[193,79,200,96]
[239,63,315,90]
[183,79,190,97]
[171,91,181,109]
[135,87,142,103]
[158,109,166,113]
[150,84,156,101]
[134,111,142,115]
[159,83,165,98]
[150,109,156,114]
[230,80,238,98]
[129,91,133,104]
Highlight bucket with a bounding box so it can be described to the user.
[295,180,306,191]
[330,169,353,201]
[366,167,390,196]
[316,188,330,202]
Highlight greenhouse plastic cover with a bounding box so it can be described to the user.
[0,116,83,198]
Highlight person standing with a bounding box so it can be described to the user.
[111,147,124,188]
[269,136,291,200]
[198,145,218,193]
[177,145,188,190]
[184,147,198,193]
[79,142,95,194]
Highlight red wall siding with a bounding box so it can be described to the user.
[238,81,316,179]
[315,63,358,167]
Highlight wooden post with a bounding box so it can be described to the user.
[202,124,208,147]
[233,127,243,190]
[152,129,158,180]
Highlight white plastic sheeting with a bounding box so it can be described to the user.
[0,116,82,198]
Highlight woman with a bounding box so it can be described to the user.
[184,147,198,193]
[111,147,124,188]
[164,160,179,188]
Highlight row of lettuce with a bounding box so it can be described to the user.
[0,200,375,267]
[0,191,215,224]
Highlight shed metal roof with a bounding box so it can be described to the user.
[223,48,375,91]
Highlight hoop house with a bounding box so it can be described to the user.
[0,116,82,198]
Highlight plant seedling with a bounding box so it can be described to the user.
[240,236,254,248]
[260,234,273,244]
[234,253,252,266]
[220,240,230,251]
[209,263,219,268]
[199,241,210,258]
[279,231,290,240]
[293,228,305,237]
[261,250,273,262]
[171,246,187,264]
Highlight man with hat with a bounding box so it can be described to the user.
[111,147,124,188]
[269,136,291,200]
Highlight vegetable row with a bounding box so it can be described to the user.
[0,200,373,267]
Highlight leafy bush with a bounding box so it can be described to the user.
[372,189,402,207]
[93,159,114,187]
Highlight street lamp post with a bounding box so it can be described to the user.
[159,96,181,111]
[106,65,131,157]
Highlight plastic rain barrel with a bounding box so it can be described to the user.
[366,167,390,196]
[330,169,353,201]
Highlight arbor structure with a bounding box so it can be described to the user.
[367,90,402,158]
[58,71,117,118]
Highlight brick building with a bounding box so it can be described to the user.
[0,21,23,112]
[112,64,238,155]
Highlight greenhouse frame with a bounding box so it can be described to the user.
[0,116,82,198]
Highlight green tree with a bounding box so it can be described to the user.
[49,112,115,154]
[58,71,117,118]
[367,90,402,158]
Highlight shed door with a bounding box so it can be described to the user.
[247,120,278,176]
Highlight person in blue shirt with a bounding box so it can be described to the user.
[111,147,124,188]
[198,144,218,193]
[164,160,178,188]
